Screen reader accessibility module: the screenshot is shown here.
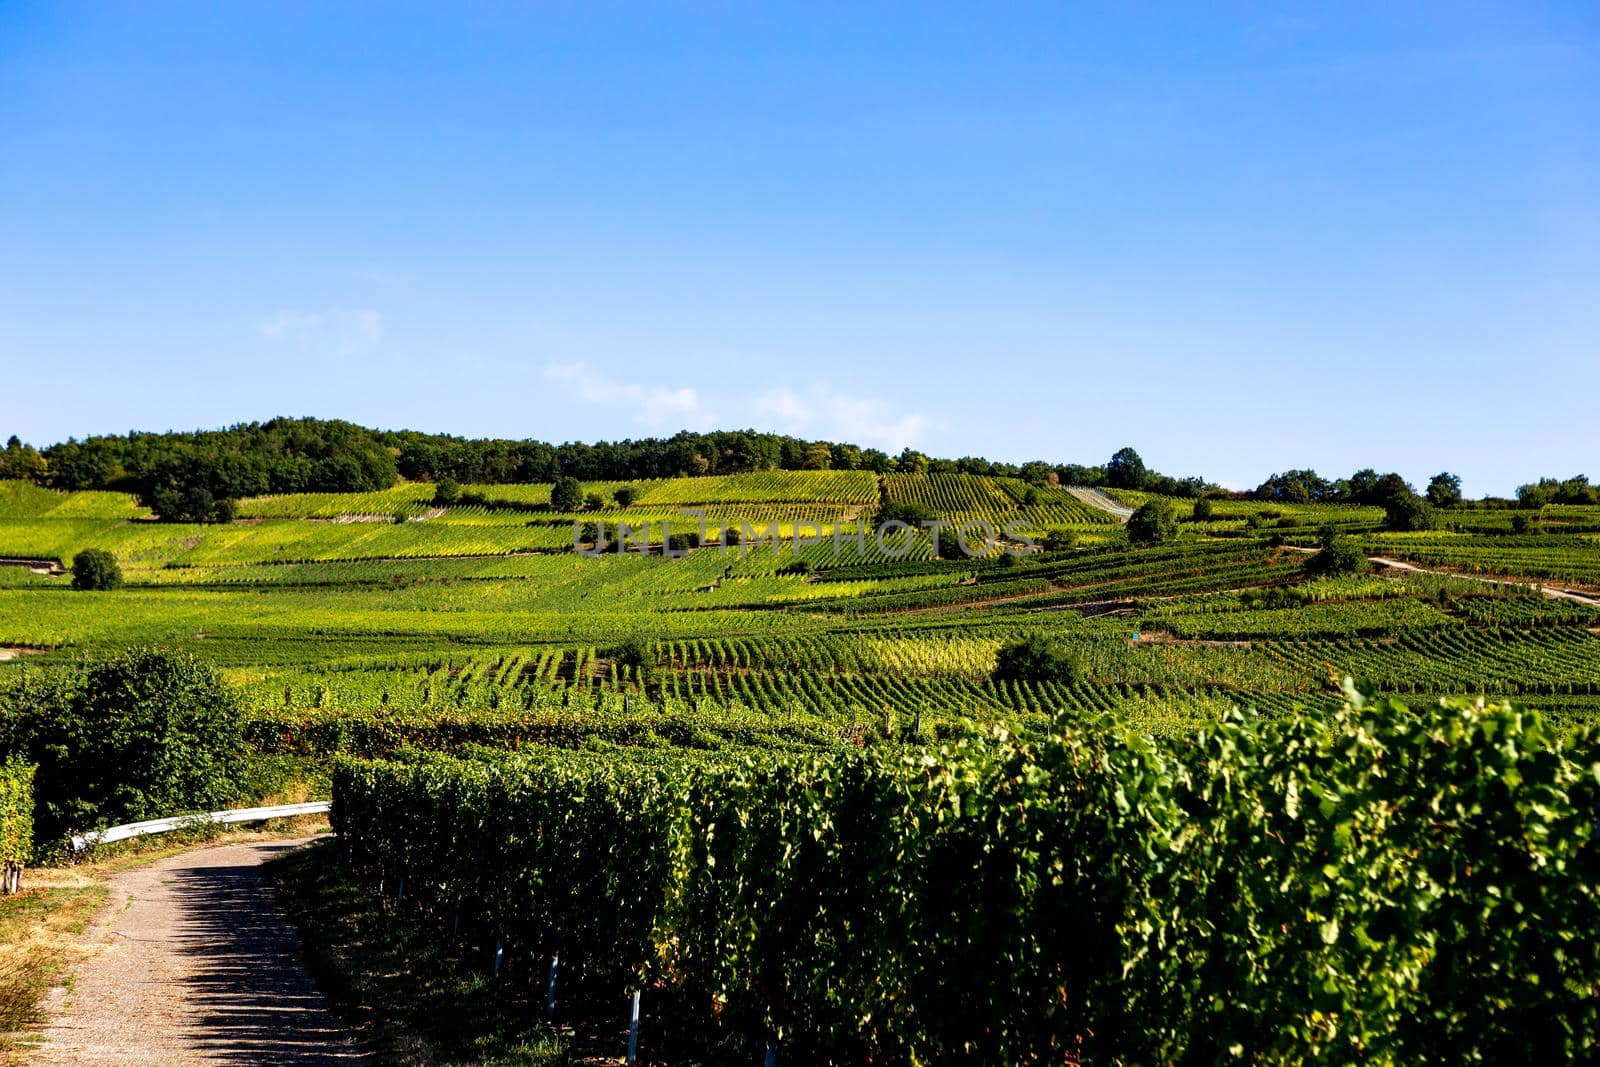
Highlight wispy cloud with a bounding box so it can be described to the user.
[544,361,710,429]
[754,386,932,452]
[259,308,384,356]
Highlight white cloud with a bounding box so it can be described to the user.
[754,386,932,453]
[544,361,709,429]
[259,308,384,356]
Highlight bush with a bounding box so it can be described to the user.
[614,486,638,508]
[432,477,462,506]
[667,531,700,553]
[1126,500,1178,545]
[610,637,657,686]
[1511,513,1542,536]
[71,548,122,591]
[583,492,606,511]
[1385,493,1437,532]
[1307,531,1370,576]
[1191,498,1215,522]
[0,649,249,850]
[1041,529,1078,553]
[550,476,583,512]
[992,634,1088,684]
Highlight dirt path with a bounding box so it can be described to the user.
[30,839,367,1065]
[1368,556,1600,607]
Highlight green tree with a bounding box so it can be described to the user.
[1191,498,1215,522]
[992,635,1088,684]
[1307,527,1369,576]
[71,549,122,591]
[1426,472,1463,507]
[1385,493,1436,532]
[1126,500,1178,544]
[432,476,463,506]
[550,476,583,512]
[1105,447,1147,490]
[0,649,248,849]
[583,492,606,511]
[1042,529,1078,553]
[613,486,638,507]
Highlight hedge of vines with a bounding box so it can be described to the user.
[0,759,33,894]
[333,685,1600,1064]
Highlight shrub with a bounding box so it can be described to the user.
[71,548,122,591]
[992,634,1088,684]
[1126,500,1178,545]
[1511,513,1542,536]
[1191,498,1215,522]
[1385,493,1437,532]
[614,486,638,508]
[432,477,462,506]
[610,637,657,686]
[550,476,583,512]
[583,492,606,512]
[0,649,248,851]
[667,531,700,553]
[1307,532,1370,576]
[1041,529,1078,553]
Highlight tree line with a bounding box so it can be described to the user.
[0,420,1207,521]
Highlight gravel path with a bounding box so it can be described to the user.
[32,838,367,1065]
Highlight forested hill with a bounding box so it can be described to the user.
[0,418,1204,511]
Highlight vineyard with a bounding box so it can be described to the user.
[2,471,1599,1057]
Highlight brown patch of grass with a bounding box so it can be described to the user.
[0,882,109,1052]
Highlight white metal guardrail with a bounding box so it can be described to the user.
[68,800,331,852]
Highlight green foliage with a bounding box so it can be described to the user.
[70,548,122,591]
[1041,528,1078,552]
[1386,492,1437,532]
[1307,529,1370,576]
[1191,497,1215,521]
[613,485,637,507]
[1427,471,1463,507]
[610,636,657,686]
[992,634,1088,683]
[1106,446,1147,489]
[1127,498,1178,544]
[431,477,462,506]
[334,689,1600,1064]
[0,758,33,881]
[549,476,583,512]
[0,649,248,850]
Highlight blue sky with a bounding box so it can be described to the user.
[1,2,1595,495]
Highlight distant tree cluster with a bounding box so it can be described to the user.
[8,422,1199,508]
[30,418,396,522]
[1517,476,1599,508]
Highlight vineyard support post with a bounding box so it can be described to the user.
[546,954,559,1018]
[625,989,641,1066]
[493,938,504,977]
